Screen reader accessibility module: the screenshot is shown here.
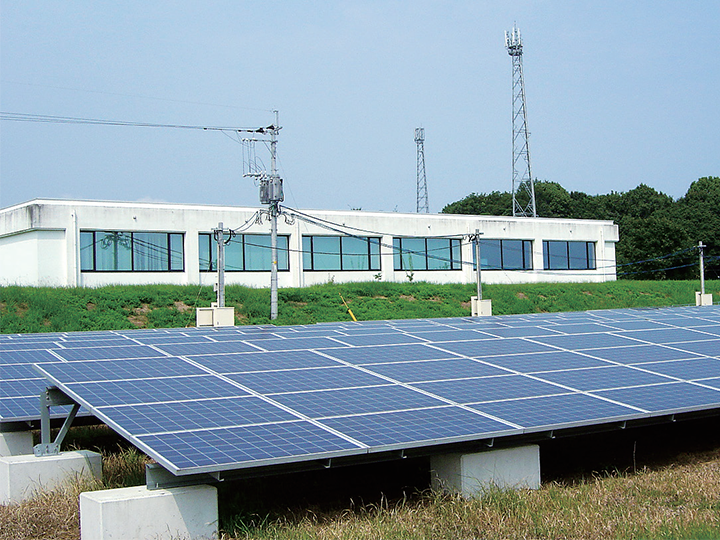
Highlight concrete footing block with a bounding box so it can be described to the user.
[0,450,101,504]
[470,297,492,316]
[0,431,33,456]
[80,484,219,540]
[431,445,540,497]
[696,292,713,306]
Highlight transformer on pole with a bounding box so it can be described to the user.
[415,127,429,213]
[505,24,537,218]
[242,110,283,320]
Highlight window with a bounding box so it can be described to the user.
[393,237,462,271]
[472,240,533,270]
[302,236,380,271]
[80,231,184,272]
[198,233,289,272]
[543,241,596,270]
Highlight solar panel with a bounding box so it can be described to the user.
[14,303,720,480]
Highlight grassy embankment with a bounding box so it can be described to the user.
[1,280,719,539]
[1,279,718,332]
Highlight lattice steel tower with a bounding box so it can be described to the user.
[505,25,537,217]
[415,127,429,213]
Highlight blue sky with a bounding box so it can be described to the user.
[1,1,718,213]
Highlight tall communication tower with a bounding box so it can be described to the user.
[505,24,537,217]
[415,127,429,213]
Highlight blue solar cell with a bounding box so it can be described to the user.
[331,333,426,347]
[431,338,557,358]
[99,396,299,435]
[696,378,720,391]
[52,375,248,407]
[404,329,495,342]
[0,396,79,421]
[619,328,718,345]
[584,344,705,364]
[470,393,640,428]
[0,364,42,380]
[322,343,461,365]
[363,358,510,383]
[0,349,61,365]
[191,350,341,373]
[529,333,639,351]
[638,358,720,380]
[156,341,260,356]
[228,367,388,394]
[0,378,48,398]
[321,407,515,447]
[665,340,720,358]
[127,335,213,346]
[271,385,446,418]
[53,345,165,361]
[593,382,720,412]
[547,323,620,334]
[532,366,673,391]
[480,326,560,338]
[136,421,361,471]
[480,351,613,373]
[38,357,207,383]
[243,336,350,352]
[415,374,566,403]
[0,341,60,351]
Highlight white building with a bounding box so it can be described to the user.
[0,199,618,288]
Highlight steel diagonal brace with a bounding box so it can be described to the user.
[33,386,80,457]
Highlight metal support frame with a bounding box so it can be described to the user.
[34,387,80,457]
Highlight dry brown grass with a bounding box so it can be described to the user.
[2,447,719,540]
[228,452,720,540]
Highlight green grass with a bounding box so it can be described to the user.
[1,280,718,332]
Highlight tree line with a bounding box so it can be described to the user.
[442,176,720,280]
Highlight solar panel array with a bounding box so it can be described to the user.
[11,305,720,476]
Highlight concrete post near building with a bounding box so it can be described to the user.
[696,241,713,306]
[431,445,541,497]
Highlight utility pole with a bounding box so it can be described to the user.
[415,128,429,213]
[470,229,484,301]
[699,241,706,296]
[215,223,225,307]
[505,24,537,217]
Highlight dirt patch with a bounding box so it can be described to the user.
[399,295,417,302]
[173,301,193,313]
[15,303,29,317]
[461,301,471,309]
[86,302,96,311]
[288,301,308,307]
[0,301,6,314]
[516,292,529,300]
[127,303,152,328]
[427,296,443,303]
[582,291,593,296]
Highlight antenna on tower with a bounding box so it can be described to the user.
[505,24,537,217]
[415,127,429,213]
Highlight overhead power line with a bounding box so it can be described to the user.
[0,112,274,134]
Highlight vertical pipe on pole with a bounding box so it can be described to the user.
[270,111,279,320]
[699,241,706,296]
[217,222,225,308]
[475,229,482,301]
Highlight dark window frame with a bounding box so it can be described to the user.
[393,237,463,271]
[472,239,534,270]
[302,235,381,272]
[198,233,290,272]
[80,230,185,273]
[543,240,596,270]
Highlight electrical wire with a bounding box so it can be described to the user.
[0,112,272,134]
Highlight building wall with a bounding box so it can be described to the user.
[0,199,619,288]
